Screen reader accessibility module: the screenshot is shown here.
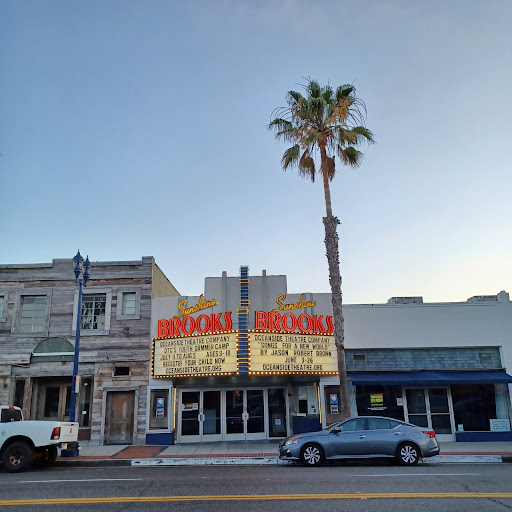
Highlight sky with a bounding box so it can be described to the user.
[1,0,511,305]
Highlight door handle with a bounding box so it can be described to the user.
[394,432,402,435]
[358,435,366,439]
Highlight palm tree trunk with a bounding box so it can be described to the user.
[320,144,351,420]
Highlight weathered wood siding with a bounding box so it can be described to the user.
[0,256,177,445]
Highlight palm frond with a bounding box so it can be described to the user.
[322,85,334,103]
[336,85,354,101]
[335,126,375,146]
[303,132,321,145]
[298,150,316,182]
[268,118,292,131]
[337,146,362,167]
[270,106,291,122]
[268,118,301,144]
[307,80,322,98]
[351,126,375,144]
[281,145,301,170]
[346,97,368,126]
[287,90,304,107]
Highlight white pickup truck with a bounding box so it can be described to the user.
[0,405,79,472]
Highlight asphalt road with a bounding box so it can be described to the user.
[1,463,512,511]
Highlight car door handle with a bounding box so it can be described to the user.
[394,432,402,435]
[358,435,366,439]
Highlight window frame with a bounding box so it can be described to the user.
[72,287,112,336]
[11,290,52,336]
[116,287,141,321]
[146,385,173,432]
[0,291,7,323]
[113,366,131,378]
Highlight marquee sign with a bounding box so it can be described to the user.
[153,291,338,378]
[152,332,238,377]
[249,331,337,375]
[272,294,317,312]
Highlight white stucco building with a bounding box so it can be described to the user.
[146,267,512,444]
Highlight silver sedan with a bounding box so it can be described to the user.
[279,416,440,466]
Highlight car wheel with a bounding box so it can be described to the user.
[300,443,325,467]
[397,442,420,466]
[37,445,58,467]
[2,441,33,473]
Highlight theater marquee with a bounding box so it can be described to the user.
[249,331,337,375]
[152,332,238,377]
[153,292,339,378]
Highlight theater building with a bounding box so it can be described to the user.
[147,266,512,445]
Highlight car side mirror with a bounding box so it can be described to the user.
[332,427,341,434]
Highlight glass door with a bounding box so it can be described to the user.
[225,390,246,440]
[202,390,222,441]
[179,388,288,443]
[179,390,222,442]
[180,390,201,442]
[246,390,265,439]
[427,387,453,439]
[225,389,267,441]
[404,387,454,441]
[405,388,429,427]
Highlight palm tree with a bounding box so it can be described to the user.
[269,79,374,419]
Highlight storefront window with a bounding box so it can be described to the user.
[355,386,405,421]
[293,385,318,416]
[452,384,499,432]
[290,384,321,434]
[149,389,170,430]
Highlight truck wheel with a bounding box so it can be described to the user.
[38,445,58,466]
[2,442,33,473]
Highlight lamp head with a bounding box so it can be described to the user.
[83,256,92,287]
[73,250,84,282]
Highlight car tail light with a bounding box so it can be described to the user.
[423,430,436,438]
[51,427,61,440]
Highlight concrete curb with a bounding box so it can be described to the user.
[54,454,512,467]
[55,459,132,468]
[132,456,282,466]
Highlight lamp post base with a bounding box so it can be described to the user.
[60,442,80,457]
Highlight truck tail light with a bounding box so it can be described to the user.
[51,427,61,440]
[423,430,436,438]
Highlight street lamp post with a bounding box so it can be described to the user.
[61,250,91,457]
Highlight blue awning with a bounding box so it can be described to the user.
[348,370,512,386]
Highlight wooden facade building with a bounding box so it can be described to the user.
[0,257,178,445]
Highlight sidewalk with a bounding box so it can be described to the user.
[55,440,512,467]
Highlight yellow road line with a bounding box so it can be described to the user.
[1,493,512,506]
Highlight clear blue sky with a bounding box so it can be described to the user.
[1,0,511,304]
